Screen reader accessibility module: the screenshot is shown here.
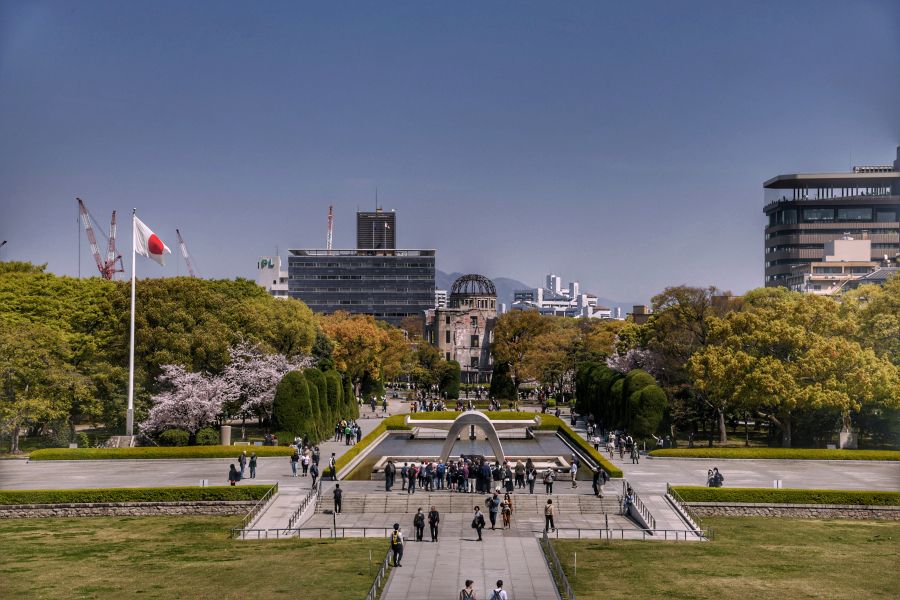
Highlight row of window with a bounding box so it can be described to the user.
[290,274,433,281]
[766,228,900,239]
[769,207,898,226]
[290,261,433,268]
[294,287,433,293]
[305,299,433,306]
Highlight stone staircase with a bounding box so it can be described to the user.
[315,492,620,515]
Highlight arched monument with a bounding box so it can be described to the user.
[439,411,505,464]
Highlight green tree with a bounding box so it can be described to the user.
[489,361,517,400]
[439,360,461,399]
[272,371,315,439]
[491,310,551,394]
[628,384,667,438]
[324,370,345,420]
[304,368,330,433]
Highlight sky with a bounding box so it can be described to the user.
[1,0,899,302]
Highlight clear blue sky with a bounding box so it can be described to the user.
[1,0,898,301]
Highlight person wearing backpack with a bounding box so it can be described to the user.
[413,507,425,541]
[389,523,404,567]
[543,469,555,494]
[459,579,477,600]
[472,506,486,541]
[526,465,537,494]
[407,464,418,495]
[384,460,396,492]
[490,580,508,600]
[544,499,555,533]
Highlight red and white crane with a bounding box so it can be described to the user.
[326,205,334,254]
[175,228,198,278]
[77,198,124,280]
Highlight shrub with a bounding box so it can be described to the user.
[649,448,900,461]
[325,370,345,420]
[333,415,410,475]
[489,361,517,400]
[76,432,91,449]
[304,367,330,437]
[546,399,557,408]
[628,385,667,438]
[0,485,272,505]
[343,376,359,419]
[194,428,219,446]
[671,486,900,506]
[274,431,295,445]
[440,360,461,400]
[273,371,317,439]
[28,446,294,460]
[159,429,190,447]
[408,411,536,421]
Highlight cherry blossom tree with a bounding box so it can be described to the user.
[606,348,660,375]
[140,365,229,434]
[220,341,312,423]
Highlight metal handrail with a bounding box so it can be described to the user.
[549,527,708,541]
[287,480,321,529]
[364,547,393,600]
[542,530,577,600]
[621,480,656,529]
[666,483,704,532]
[231,526,396,540]
[233,483,278,534]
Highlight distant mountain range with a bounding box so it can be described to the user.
[436,270,638,313]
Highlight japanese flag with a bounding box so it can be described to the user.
[134,216,172,266]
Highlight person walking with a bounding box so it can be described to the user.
[329,453,337,480]
[228,464,240,486]
[630,444,640,465]
[248,452,257,479]
[490,580,509,600]
[407,464,418,494]
[472,506,486,541]
[543,469,555,494]
[238,450,248,479]
[301,452,310,477]
[592,468,602,497]
[488,492,500,530]
[333,484,343,514]
[526,465,537,494]
[310,462,319,488]
[570,461,578,488]
[389,523,404,567]
[544,499,555,532]
[401,463,408,491]
[459,579,477,600]
[502,493,513,529]
[514,460,525,489]
[290,448,299,478]
[413,507,425,541]
[384,460,396,492]
[428,505,440,542]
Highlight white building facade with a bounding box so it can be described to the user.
[512,273,611,319]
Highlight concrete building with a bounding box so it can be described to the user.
[256,256,289,298]
[285,248,435,326]
[763,147,900,287]
[425,274,498,384]
[787,235,895,295]
[356,208,396,250]
[435,289,448,309]
[512,274,611,318]
[627,305,652,325]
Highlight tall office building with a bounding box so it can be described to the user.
[357,209,396,250]
[763,147,900,287]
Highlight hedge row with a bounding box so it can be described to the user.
[333,415,410,475]
[0,486,272,505]
[671,486,900,506]
[649,448,900,461]
[408,411,537,421]
[536,415,623,478]
[28,445,294,460]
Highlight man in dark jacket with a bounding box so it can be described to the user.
[333,484,343,514]
[428,505,440,542]
[488,492,500,530]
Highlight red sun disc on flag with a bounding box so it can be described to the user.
[148,234,164,255]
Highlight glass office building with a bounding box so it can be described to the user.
[763,147,900,287]
[286,248,435,325]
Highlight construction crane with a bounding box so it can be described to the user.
[175,229,198,278]
[326,205,334,254]
[77,198,124,280]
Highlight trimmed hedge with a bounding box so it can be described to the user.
[649,448,900,461]
[29,446,294,460]
[408,411,536,421]
[0,485,272,505]
[534,415,623,478]
[671,486,900,506]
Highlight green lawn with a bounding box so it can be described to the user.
[671,487,900,506]
[649,447,900,460]
[554,517,900,600]
[0,516,387,600]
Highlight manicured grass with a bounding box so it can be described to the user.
[649,447,900,460]
[28,445,294,460]
[671,486,900,506]
[0,516,386,600]
[535,415,623,478]
[0,486,272,505]
[554,517,900,600]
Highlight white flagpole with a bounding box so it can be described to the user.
[126,209,137,437]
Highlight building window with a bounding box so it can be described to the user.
[803,208,835,222]
[445,315,450,324]
[471,335,479,348]
[446,353,451,361]
[876,209,898,222]
[470,356,479,369]
[445,331,451,344]
[837,208,873,221]
[470,316,478,328]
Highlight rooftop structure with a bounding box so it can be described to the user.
[763,147,900,287]
[512,273,610,319]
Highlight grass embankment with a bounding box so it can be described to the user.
[28,446,294,460]
[671,487,900,506]
[649,447,900,460]
[554,517,900,600]
[0,486,272,505]
[535,415,623,478]
[0,516,385,600]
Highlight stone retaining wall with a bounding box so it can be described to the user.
[686,502,900,520]
[0,501,256,519]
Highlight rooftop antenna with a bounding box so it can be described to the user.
[326,205,334,254]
